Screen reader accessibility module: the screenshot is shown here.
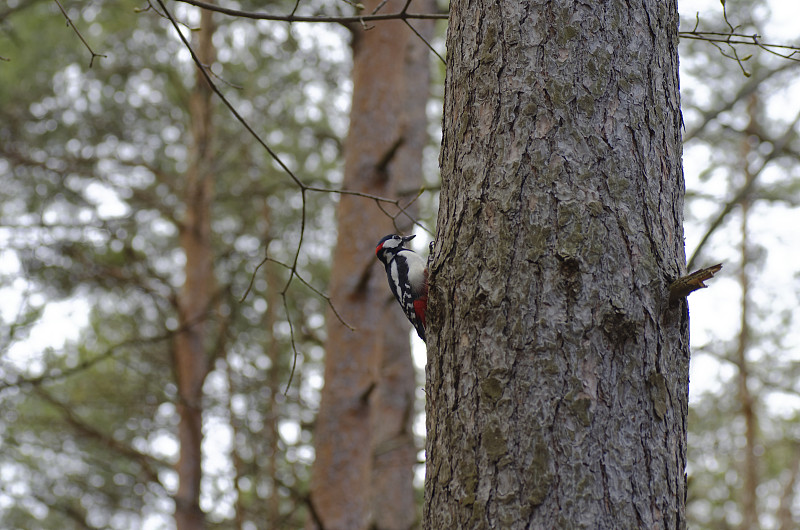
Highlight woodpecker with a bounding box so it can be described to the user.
[375,234,428,343]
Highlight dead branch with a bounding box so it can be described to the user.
[669,263,723,304]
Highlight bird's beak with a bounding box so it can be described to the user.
[402,234,416,243]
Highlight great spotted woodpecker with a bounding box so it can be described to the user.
[375,234,428,343]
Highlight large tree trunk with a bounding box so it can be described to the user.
[426,0,687,528]
[309,1,433,528]
[174,8,216,530]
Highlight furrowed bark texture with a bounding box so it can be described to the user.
[426,0,687,528]
[309,1,433,528]
[174,8,216,530]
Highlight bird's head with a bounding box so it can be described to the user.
[375,234,415,264]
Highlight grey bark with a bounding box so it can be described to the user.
[425,0,687,528]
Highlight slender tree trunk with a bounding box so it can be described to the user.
[426,0,687,528]
[738,96,759,530]
[309,1,433,528]
[262,199,282,527]
[737,197,758,530]
[174,8,216,529]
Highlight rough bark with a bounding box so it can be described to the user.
[174,8,216,530]
[426,0,687,528]
[309,1,433,528]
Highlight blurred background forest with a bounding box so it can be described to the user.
[1,0,799,528]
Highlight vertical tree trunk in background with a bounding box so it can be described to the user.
[174,8,216,530]
[426,0,687,528]
[310,1,433,528]
[737,197,758,530]
[262,200,283,528]
[737,96,758,530]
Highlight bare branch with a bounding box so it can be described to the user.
[687,110,800,269]
[263,256,356,331]
[167,0,800,67]
[176,0,448,22]
[281,289,300,394]
[403,19,444,64]
[668,263,723,304]
[1,331,171,394]
[154,0,304,189]
[53,0,107,67]
[34,386,169,484]
[304,186,433,234]
[684,61,800,142]
[679,5,800,68]
[680,31,800,58]
[155,0,434,392]
[371,0,390,15]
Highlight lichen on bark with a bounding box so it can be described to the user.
[425,0,688,528]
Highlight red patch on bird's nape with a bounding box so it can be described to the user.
[375,242,384,256]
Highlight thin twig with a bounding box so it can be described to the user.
[202,61,244,89]
[304,185,432,234]
[262,256,356,331]
[155,1,310,390]
[176,0,448,22]
[404,19,445,64]
[53,0,106,67]
[371,0,390,15]
[155,0,433,391]
[681,32,800,62]
[155,0,304,188]
[140,0,199,30]
[682,8,800,66]
[282,291,299,394]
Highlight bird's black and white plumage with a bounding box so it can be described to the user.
[375,234,428,343]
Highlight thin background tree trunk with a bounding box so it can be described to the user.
[263,199,283,527]
[309,1,433,528]
[174,7,216,529]
[426,0,687,527]
[737,95,759,530]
